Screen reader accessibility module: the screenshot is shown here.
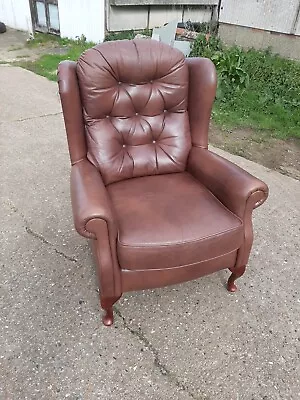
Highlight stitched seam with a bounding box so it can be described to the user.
[122,249,237,272]
[71,158,86,166]
[191,143,208,149]
[83,216,107,236]
[118,224,243,248]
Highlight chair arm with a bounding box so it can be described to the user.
[187,147,269,219]
[70,159,116,239]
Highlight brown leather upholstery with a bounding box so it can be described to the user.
[108,172,243,270]
[76,40,191,185]
[58,39,269,326]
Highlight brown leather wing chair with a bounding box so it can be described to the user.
[58,39,268,326]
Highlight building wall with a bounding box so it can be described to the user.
[0,0,105,43]
[219,0,300,36]
[107,4,213,31]
[219,23,300,60]
[0,0,33,32]
[219,0,300,60]
[58,0,105,42]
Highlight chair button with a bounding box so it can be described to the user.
[135,112,138,116]
[163,109,167,113]
[152,140,156,144]
[122,144,126,148]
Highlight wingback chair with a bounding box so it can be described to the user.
[58,39,268,326]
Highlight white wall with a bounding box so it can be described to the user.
[220,0,300,35]
[0,0,33,32]
[58,0,105,43]
[108,5,213,31]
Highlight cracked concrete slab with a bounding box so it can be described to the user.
[1,66,300,400]
[0,66,61,122]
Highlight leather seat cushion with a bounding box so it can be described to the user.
[107,172,243,270]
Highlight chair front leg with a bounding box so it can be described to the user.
[100,295,121,326]
[88,219,122,327]
[227,265,246,292]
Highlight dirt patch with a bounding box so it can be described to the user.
[209,123,300,180]
[0,28,68,63]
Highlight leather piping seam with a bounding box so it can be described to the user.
[89,217,117,294]
[117,224,243,248]
[233,189,268,268]
[191,144,208,149]
[122,249,237,272]
[71,158,86,166]
[83,216,113,238]
[246,189,268,209]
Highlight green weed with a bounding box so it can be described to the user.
[17,34,96,81]
[104,29,152,42]
[191,33,300,139]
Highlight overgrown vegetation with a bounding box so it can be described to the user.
[17,31,300,140]
[104,29,152,41]
[191,34,300,139]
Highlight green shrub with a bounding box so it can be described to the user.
[190,33,223,59]
[191,34,249,98]
[190,33,300,138]
[104,29,152,42]
[212,49,249,98]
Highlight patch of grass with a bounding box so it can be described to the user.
[213,49,300,139]
[104,29,152,42]
[18,30,152,81]
[17,34,96,81]
[191,34,300,139]
[104,30,136,41]
[8,45,24,51]
[26,32,70,48]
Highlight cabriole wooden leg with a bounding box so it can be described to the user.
[100,296,121,326]
[227,265,246,293]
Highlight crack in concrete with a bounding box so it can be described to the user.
[114,307,202,400]
[1,111,62,124]
[25,226,78,263]
[7,200,77,264]
[7,201,202,399]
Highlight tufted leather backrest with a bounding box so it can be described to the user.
[76,39,191,185]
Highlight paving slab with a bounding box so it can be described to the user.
[0,66,61,122]
[1,66,300,400]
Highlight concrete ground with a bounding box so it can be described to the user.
[0,65,299,400]
[0,28,31,63]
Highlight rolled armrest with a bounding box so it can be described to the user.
[70,159,116,239]
[187,147,269,219]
